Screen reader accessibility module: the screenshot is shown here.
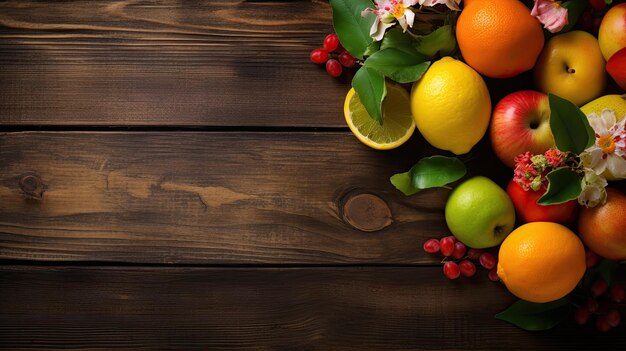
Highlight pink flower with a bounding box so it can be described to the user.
[544,148,567,168]
[513,152,540,191]
[418,0,461,11]
[531,0,569,33]
[362,0,419,41]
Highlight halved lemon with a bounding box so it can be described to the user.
[344,83,416,150]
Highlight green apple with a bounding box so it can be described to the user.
[445,176,516,249]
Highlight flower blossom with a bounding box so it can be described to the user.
[418,0,461,11]
[531,0,569,33]
[513,148,569,191]
[362,0,419,41]
[578,168,608,207]
[580,109,626,181]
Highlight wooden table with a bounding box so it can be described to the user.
[1,1,624,349]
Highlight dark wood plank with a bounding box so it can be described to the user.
[0,266,623,350]
[0,131,459,264]
[0,0,349,127]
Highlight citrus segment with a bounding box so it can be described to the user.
[344,83,415,150]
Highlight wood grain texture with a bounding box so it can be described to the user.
[0,131,465,264]
[0,0,353,127]
[1,266,624,350]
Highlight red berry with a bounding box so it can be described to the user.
[589,0,606,12]
[459,260,476,277]
[325,59,342,77]
[443,261,461,279]
[574,308,590,325]
[479,252,496,270]
[591,279,609,297]
[610,284,625,303]
[578,11,594,33]
[488,268,500,282]
[452,242,467,259]
[585,250,602,268]
[440,237,455,257]
[310,48,329,64]
[423,239,440,254]
[467,248,483,261]
[596,315,612,332]
[338,51,356,68]
[323,34,340,52]
[606,310,621,328]
[586,298,599,313]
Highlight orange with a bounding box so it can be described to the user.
[456,0,545,78]
[497,222,586,303]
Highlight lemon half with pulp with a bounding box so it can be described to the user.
[344,83,416,150]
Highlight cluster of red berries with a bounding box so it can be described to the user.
[574,279,624,332]
[579,0,608,35]
[309,34,357,78]
[575,250,624,332]
[423,236,499,281]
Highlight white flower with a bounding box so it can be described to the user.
[578,169,608,207]
[580,109,626,181]
[419,0,461,11]
[362,0,419,41]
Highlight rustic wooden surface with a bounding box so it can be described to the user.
[0,0,624,349]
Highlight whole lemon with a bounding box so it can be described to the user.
[411,57,491,155]
[497,222,586,303]
[581,94,626,121]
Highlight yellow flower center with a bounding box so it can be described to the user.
[597,134,616,154]
[553,1,562,8]
[392,3,405,18]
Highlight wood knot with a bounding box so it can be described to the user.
[340,190,393,232]
[19,174,45,199]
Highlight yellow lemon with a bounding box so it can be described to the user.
[344,82,415,150]
[581,94,626,121]
[410,57,491,155]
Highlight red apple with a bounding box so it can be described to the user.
[506,179,578,225]
[607,47,626,90]
[490,91,556,168]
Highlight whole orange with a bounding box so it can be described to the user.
[578,188,626,260]
[497,222,586,303]
[456,0,545,78]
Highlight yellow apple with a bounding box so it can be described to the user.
[598,3,626,61]
[534,31,606,106]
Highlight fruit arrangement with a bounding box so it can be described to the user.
[311,0,626,332]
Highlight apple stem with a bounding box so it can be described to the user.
[567,68,576,74]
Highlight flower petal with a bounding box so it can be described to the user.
[588,112,609,135]
[605,154,626,180]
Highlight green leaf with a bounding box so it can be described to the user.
[560,0,587,33]
[330,0,375,60]
[549,94,595,154]
[537,167,582,205]
[390,156,466,196]
[365,48,431,83]
[390,172,420,196]
[416,25,457,57]
[352,66,386,125]
[410,156,466,189]
[380,27,419,56]
[364,40,381,57]
[496,299,570,331]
